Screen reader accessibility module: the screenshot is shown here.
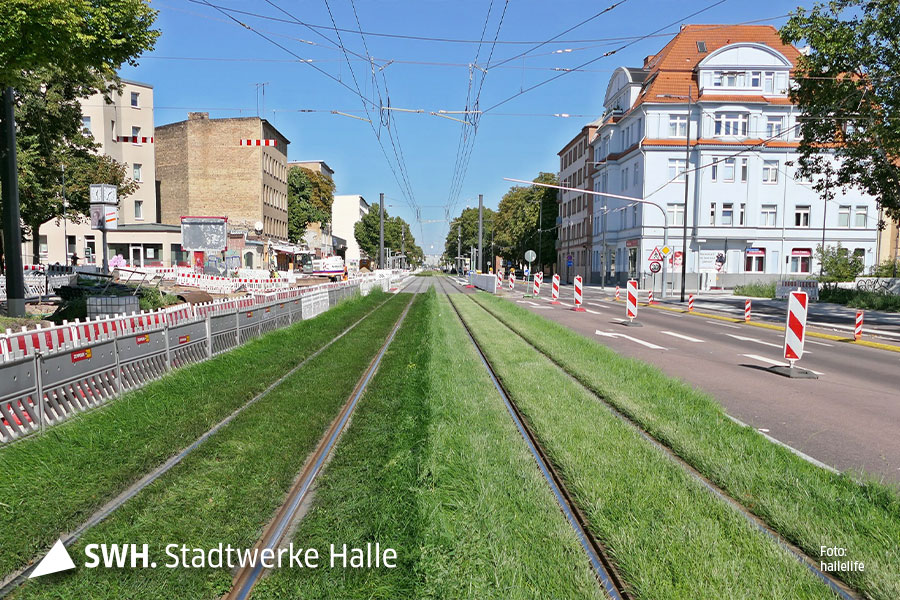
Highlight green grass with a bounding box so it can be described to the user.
[0,290,387,581]
[471,291,900,600]
[255,289,603,600]
[732,281,776,298]
[819,287,900,312]
[11,294,410,600]
[452,293,839,600]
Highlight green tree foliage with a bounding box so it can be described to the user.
[354,204,422,268]
[287,166,335,243]
[494,172,558,269]
[0,0,160,90]
[781,1,900,220]
[815,242,865,284]
[443,206,496,270]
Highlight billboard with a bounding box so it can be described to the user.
[180,217,227,252]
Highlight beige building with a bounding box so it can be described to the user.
[877,213,899,269]
[331,195,369,270]
[287,160,334,180]
[26,79,183,268]
[557,121,600,283]
[156,113,290,241]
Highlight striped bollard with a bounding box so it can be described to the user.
[495,274,501,293]
[745,299,752,322]
[615,285,620,302]
[509,273,515,290]
[648,289,654,305]
[625,279,640,325]
[572,275,586,312]
[779,291,815,377]
[551,274,560,304]
[688,294,694,313]
[855,311,863,341]
[533,276,541,297]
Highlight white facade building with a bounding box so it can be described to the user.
[590,25,879,290]
[331,194,369,270]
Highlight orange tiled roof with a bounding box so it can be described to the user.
[632,25,802,109]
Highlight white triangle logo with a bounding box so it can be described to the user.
[29,539,76,579]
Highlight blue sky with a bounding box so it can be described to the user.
[122,0,813,251]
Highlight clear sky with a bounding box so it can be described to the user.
[122,0,813,252]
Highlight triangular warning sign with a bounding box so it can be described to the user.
[29,539,76,579]
[648,247,664,261]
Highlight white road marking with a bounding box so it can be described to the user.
[660,331,704,343]
[585,309,602,315]
[806,339,834,347]
[727,334,782,349]
[741,354,824,375]
[705,320,741,329]
[586,302,605,307]
[595,330,668,350]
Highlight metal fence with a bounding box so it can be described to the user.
[0,274,395,444]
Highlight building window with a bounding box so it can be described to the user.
[632,204,638,226]
[131,126,141,144]
[745,251,765,272]
[667,203,685,226]
[621,168,628,191]
[134,199,143,220]
[81,116,91,134]
[838,205,850,227]
[790,250,812,273]
[764,72,775,94]
[794,206,811,227]
[741,158,748,182]
[722,203,734,226]
[714,112,748,136]
[766,116,784,138]
[854,206,867,228]
[132,163,142,182]
[762,160,779,184]
[39,235,48,256]
[130,92,140,107]
[750,71,761,87]
[739,203,745,226]
[723,158,735,182]
[711,161,718,182]
[633,163,640,186]
[669,114,687,137]
[668,158,686,181]
[761,204,777,227]
[713,71,723,86]
[709,202,716,225]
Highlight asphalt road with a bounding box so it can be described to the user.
[469,278,900,484]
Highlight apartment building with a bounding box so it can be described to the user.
[156,113,290,241]
[28,80,183,267]
[557,120,600,283]
[331,195,369,270]
[589,25,879,290]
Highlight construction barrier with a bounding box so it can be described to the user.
[745,299,752,322]
[626,280,638,322]
[533,275,541,297]
[855,311,863,341]
[572,276,585,312]
[783,291,808,365]
[615,285,620,302]
[648,289,654,305]
[551,274,560,304]
[509,273,515,290]
[688,294,694,312]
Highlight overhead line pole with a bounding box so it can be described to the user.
[379,192,384,269]
[478,193,483,272]
[1,87,25,317]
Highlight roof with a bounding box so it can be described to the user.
[116,223,181,233]
[626,25,802,110]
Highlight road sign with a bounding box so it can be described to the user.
[525,250,536,262]
[567,259,573,267]
[649,261,661,274]
[648,246,664,261]
[662,246,672,256]
[784,291,808,364]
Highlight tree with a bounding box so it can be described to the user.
[443,206,496,270]
[781,1,900,220]
[493,172,558,270]
[354,205,421,268]
[287,166,335,243]
[815,242,865,284]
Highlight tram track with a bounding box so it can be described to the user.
[436,276,631,600]
[453,281,861,600]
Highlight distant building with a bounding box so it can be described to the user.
[557,121,601,283]
[588,24,879,289]
[287,160,338,258]
[331,195,369,270]
[156,113,290,241]
[287,160,334,180]
[25,79,184,268]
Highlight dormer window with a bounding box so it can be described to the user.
[714,112,749,136]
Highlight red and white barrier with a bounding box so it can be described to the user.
[744,299,752,322]
[495,274,501,292]
[648,290,654,305]
[572,275,585,311]
[509,273,515,290]
[240,139,277,146]
[783,291,808,365]
[626,279,638,322]
[615,285,620,302]
[532,275,541,297]
[688,294,694,312]
[116,136,153,143]
[855,311,863,341]
[551,274,560,304]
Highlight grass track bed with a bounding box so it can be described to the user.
[256,289,603,600]
[471,291,900,600]
[0,291,387,582]
[452,293,838,599]
[10,294,409,600]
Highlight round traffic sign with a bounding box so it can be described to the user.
[525,250,536,262]
[649,261,661,274]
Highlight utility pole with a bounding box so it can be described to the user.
[679,88,692,302]
[478,194,483,273]
[457,222,461,275]
[537,198,543,272]
[1,87,25,317]
[379,193,384,269]
[401,227,405,270]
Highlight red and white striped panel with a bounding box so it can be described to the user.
[648,290,654,304]
[615,285,620,302]
[116,136,154,143]
[626,280,638,320]
[508,273,515,290]
[783,291,808,362]
[551,274,560,302]
[855,311,863,340]
[574,275,583,307]
[688,294,694,312]
[239,139,277,147]
[744,299,752,322]
[533,276,541,297]
[495,274,501,292]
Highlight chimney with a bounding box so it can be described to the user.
[643,55,655,68]
[188,112,209,121]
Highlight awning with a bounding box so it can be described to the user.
[791,248,812,257]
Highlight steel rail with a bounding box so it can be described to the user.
[465,288,861,600]
[436,276,630,600]
[225,293,416,600]
[0,291,399,599]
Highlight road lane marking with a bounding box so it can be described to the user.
[595,330,667,350]
[660,331,704,343]
[585,309,602,315]
[741,354,824,375]
[705,320,741,329]
[806,339,833,347]
[727,334,782,349]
